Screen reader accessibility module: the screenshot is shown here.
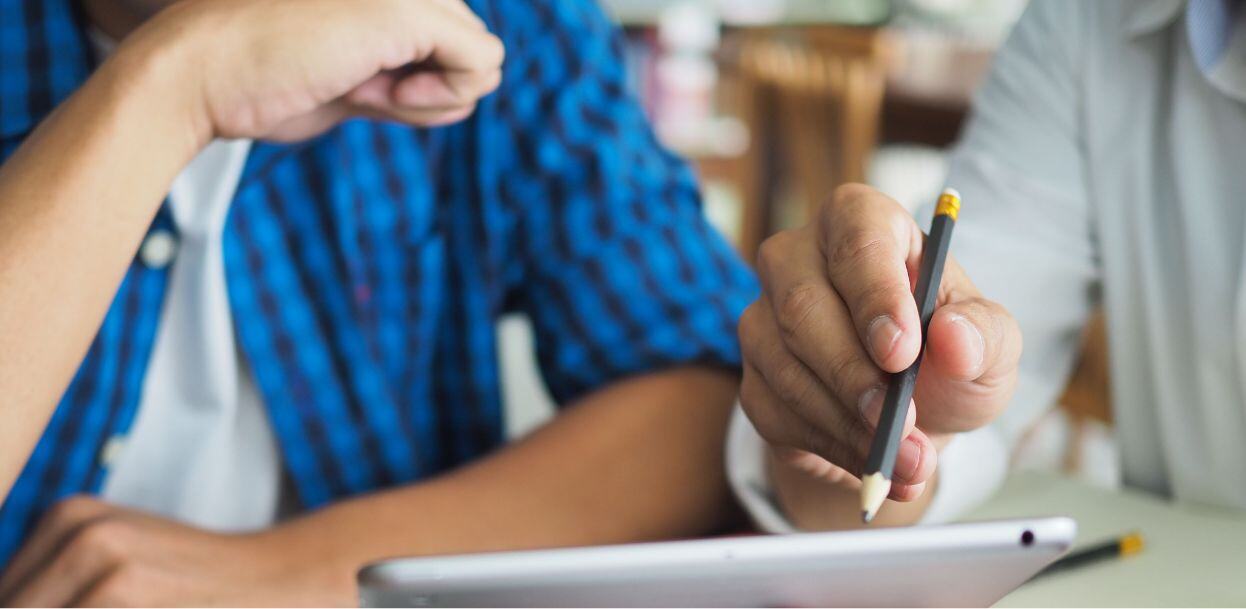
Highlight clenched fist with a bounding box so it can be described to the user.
[116,0,506,144]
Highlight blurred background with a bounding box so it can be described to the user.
[501,0,1118,494]
[602,0,1021,249]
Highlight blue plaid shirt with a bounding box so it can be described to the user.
[0,0,758,568]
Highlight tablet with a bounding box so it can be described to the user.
[358,517,1075,607]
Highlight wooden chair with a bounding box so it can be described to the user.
[724,25,894,258]
[1013,309,1113,473]
[1052,310,1113,472]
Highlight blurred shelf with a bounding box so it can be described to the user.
[880,28,995,147]
[658,116,750,160]
[601,0,891,28]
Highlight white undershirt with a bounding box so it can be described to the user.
[99,136,284,532]
[91,25,280,532]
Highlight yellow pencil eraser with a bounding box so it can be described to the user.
[1120,532,1145,556]
[935,187,961,220]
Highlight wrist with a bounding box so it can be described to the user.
[100,16,214,158]
[243,520,358,602]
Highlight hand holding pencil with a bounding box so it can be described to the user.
[738,184,1023,527]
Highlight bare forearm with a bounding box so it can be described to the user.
[268,367,741,581]
[0,44,205,499]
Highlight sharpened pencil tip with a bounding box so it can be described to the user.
[859,472,891,526]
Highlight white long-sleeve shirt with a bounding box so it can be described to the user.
[730,0,1246,529]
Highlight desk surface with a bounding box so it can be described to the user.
[961,472,1246,607]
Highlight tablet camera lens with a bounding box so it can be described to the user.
[1020,530,1035,547]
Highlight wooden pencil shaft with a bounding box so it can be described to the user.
[863,213,956,477]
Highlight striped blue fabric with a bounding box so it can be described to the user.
[0,0,758,568]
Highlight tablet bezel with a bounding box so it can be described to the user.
[359,516,1075,607]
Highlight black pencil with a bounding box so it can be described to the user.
[860,187,961,523]
[1031,531,1145,580]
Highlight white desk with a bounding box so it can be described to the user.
[960,472,1246,607]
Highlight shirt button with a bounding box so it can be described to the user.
[140,229,177,269]
[99,435,126,468]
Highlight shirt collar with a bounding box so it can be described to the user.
[1122,0,1246,103]
[1125,0,1188,37]
[0,0,96,140]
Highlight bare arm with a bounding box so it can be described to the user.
[0,367,741,606]
[0,45,203,500]
[0,0,504,503]
[279,367,741,580]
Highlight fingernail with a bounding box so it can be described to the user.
[857,386,884,427]
[949,313,985,373]
[896,438,922,482]
[893,481,928,501]
[867,315,903,363]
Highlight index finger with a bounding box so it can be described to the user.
[0,497,111,601]
[819,184,925,373]
[422,9,506,74]
[381,1,505,74]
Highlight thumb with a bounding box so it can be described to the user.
[917,295,1022,435]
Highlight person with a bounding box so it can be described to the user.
[0,0,757,604]
[733,0,1246,531]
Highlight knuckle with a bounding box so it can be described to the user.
[824,351,877,401]
[74,519,128,559]
[485,68,503,91]
[828,438,865,475]
[737,368,766,413]
[91,568,145,607]
[774,281,825,339]
[737,377,760,413]
[966,298,1023,367]
[487,35,507,65]
[795,414,867,474]
[852,279,905,320]
[737,305,769,365]
[46,495,98,523]
[737,379,783,443]
[822,184,911,241]
[771,359,815,408]
[755,231,794,278]
[737,302,761,342]
[797,423,825,456]
[1009,315,1024,360]
[829,182,874,211]
[457,102,479,118]
[110,565,144,590]
[823,184,893,229]
[988,299,1022,341]
[830,230,888,268]
[980,302,1008,346]
[799,425,852,471]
